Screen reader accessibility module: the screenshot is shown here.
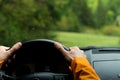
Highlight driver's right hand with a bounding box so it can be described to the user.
[54,42,86,63]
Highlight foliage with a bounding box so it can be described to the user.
[101,25,120,36]
[56,31,120,47]
[0,0,58,45]
[55,0,120,32]
[0,0,120,46]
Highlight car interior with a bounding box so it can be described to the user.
[0,39,120,80]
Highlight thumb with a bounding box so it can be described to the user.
[8,42,22,54]
[54,42,68,55]
[54,42,73,62]
[54,42,73,60]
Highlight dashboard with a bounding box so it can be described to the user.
[84,47,120,80]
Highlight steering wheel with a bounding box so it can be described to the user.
[1,39,73,80]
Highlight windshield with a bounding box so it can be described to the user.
[0,0,120,47]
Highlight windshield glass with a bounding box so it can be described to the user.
[0,0,120,47]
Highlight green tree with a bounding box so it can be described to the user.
[0,0,58,46]
[69,0,94,27]
[94,0,107,28]
[56,0,94,32]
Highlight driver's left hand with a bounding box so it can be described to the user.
[0,42,22,62]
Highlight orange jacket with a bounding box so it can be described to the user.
[0,58,100,80]
[0,59,3,69]
[70,57,101,80]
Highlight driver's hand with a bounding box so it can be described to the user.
[0,42,22,62]
[54,42,86,62]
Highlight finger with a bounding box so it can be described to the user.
[5,64,8,68]
[80,50,86,57]
[0,46,10,51]
[5,47,10,51]
[54,42,69,56]
[7,59,11,63]
[54,42,73,62]
[8,42,22,54]
[13,54,16,59]
[69,47,79,52]
[70,46,79,50]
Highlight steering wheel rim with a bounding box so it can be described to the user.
[1,39,73,80]
[17,72,70,80]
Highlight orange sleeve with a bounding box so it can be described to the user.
[70,57,101,80]
[0,59,4,69]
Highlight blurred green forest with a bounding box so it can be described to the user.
[0,0,120,46]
